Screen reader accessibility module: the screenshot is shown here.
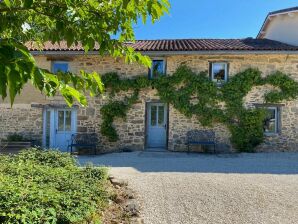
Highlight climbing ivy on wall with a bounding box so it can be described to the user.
[100,65,298,152]
[100,73,151,141]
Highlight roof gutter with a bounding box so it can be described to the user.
[142,50,298,55]
[30,50,298,56]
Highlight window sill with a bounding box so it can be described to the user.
[264,132,279,137]
[213,82,226,88]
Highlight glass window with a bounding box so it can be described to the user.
[52,62,68,73]
[65,111,72,131]
[211,62,228,83]
[150,60,165,79]
[150,106,157,126]
[158,106,165,126]
[263,107,278,134]
[58,111,64,131]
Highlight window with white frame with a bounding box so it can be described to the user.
[149,59,165,79]
[263,106,280,134]
[210,62,228,84]
[52,61,69,73]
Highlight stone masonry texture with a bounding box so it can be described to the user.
[1,54,298,152]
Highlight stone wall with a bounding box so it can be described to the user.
[244,85,298,152]
[0,104,43,145]
[1,53,298,152]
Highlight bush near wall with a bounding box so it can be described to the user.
[0,148,108,224]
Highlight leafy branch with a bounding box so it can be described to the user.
[0,39,104,106]
[0,0,170,105]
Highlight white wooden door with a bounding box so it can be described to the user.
[43,108,77,151]
[147,103,167,148]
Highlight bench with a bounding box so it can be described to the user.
[186,130,216,153]
[0,141,32,154]
[68,133,98,155]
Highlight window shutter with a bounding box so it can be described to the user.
[209,62,212,80]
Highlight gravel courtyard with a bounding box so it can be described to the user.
[79,152,298,224]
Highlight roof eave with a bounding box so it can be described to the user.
[257,15,269,39]
[140,50,298,55]
[30,50,298,56]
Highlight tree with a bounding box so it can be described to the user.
[0,0,169,106]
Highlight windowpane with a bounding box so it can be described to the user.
[58,111,64,131]
[151,106,157,126]
[264,108,277,133]
[158,106,165,126]
[52,62,68,73]
[212,63,227,82]
[151,60,164,78]
[65,111,72,131]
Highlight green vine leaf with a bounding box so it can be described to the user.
[99,65,298,152]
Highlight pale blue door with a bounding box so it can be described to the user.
[43,108,77,151]
[54,109,76,151]
[147,103,167,148]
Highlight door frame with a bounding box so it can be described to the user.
[42,107,77,149]
[145,101,169,149]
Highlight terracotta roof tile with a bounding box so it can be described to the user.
[26,38,298,52]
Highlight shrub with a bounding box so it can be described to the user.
[0,148,108,223]
[229,109,267,152]
[6,133,29,142]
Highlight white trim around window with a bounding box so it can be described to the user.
[210,62,228,83]
[51,61,69,73]
[149,58,166,79]
[263,106,279,135]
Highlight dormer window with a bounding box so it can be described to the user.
[149,59,166,79]
[52,61,69,73]
[210,62,228,84]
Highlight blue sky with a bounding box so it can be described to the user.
[134,0,298,39]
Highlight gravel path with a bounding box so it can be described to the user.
[79,152,298,224]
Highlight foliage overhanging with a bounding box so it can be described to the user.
[0,0,170,106]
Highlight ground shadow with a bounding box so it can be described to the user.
[78,151,298,175]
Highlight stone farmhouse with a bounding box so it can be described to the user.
[2,7,298,153]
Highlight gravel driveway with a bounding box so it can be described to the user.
[79,152,298,224]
